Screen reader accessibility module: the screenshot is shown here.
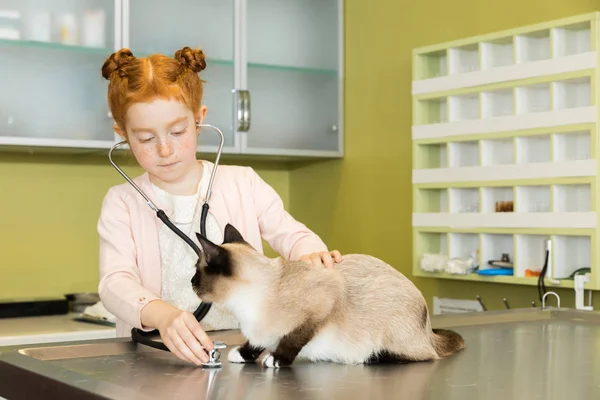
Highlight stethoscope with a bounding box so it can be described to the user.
[107,122,227,367]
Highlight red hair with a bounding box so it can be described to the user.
[101,46,206,130]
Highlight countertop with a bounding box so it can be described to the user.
[0,313,116,347]
[1,307,598,400]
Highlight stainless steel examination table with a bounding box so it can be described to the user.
[0,307,598,400]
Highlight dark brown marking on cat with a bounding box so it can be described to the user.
[432,328,465,357]
[421,305,428,329]
[269,319,320,367]
[223,223,250,245]
[364,350,423,364]
[195,233,233,276]
[237,340,265,362]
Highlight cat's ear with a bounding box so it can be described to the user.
[195,232,221,263]
[223,223,246,244]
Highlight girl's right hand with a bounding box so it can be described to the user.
[141,300,214,365]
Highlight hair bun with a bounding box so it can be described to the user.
[102,48,136,80]
[175,46,206,73]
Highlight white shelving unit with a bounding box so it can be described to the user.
[412,12,600,290]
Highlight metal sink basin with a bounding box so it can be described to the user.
[2,308,600,400]
[17,329,245,362]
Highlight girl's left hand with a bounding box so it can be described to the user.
[300,250,342,268]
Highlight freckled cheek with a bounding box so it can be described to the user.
[179,134,199,157]
[131,144,158,169]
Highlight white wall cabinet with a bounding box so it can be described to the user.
[0,0,344,159]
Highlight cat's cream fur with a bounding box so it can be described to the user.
[191,224,464,368]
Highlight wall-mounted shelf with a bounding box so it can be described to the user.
[412,12,600,290]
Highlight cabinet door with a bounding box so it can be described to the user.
[0,0,118,149]
[242,0,342,156]
[125,0,238,153]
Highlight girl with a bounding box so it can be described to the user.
[97,46,341,366]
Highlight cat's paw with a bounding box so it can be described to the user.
[262,353,280,368]
[228,346,251,363]
[262,353,293,368]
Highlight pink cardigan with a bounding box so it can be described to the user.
[97,161,328,337]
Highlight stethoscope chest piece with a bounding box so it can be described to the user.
[202,340,227,368]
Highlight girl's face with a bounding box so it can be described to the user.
[116,98,207,184]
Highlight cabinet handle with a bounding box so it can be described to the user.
[242,90,251,131]
[235,90,244,131]
[235,90,251,132]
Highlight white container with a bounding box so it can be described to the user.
[82,9,106,48]
[27,11,51,42]
[0,9,21,40]
[57,13,78,45]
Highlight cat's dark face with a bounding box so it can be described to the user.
[191,224,251,302]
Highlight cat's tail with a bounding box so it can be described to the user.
[431,329,465,357]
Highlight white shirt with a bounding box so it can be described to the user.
[151,164,239,331]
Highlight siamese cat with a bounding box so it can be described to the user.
[191,224,465,368]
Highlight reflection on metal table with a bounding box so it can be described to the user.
[1,308,599,400]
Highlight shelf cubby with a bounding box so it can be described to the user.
[516,135,551,164]
[449,233,479,259]
[554,235,591,279]
[553,131,591,161]
[416,188,448,213]
[448,141,479,167]
[418,98,448,124]
[481,234,514,270]
[448,44,480,74]
[552,77,591,110]
[482,186,514,212]
[516,185,551,212]
[515,29,551,63]
[449,188,479,213]
[417,232,448,255]
[417,50,448,79]
[552,21,591,58]
[481,138,515,166]
[448,93,480,121]
[553,184,591,212]
[481,37,514,69]
[481,88,515,118]
[515,234,550,277]
[516,83,552,114]
[415,143,448,169]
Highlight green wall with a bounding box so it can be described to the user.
[289,0,600,311]
[0,152,288,300]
